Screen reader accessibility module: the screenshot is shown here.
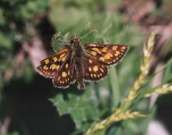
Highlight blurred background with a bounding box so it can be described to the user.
[0,0,172,135]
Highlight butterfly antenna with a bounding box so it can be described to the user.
[51,33,63,43]
[51,33,71,49]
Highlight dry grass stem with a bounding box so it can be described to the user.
[145,84,172,97]
[85,111,145,135]
[125,32,156,102]
[116,32,157,112]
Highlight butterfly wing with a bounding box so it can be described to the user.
[52,57,76,88]
[84,43,128,65]
[37,47,76,88]
[37,47,71,78]
[83,56,108,81]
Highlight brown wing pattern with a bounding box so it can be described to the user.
[37,47,70,78]
[37,46,76,88]
[83,56,108,81]
[84,43,128,65]
[52,57,75,88]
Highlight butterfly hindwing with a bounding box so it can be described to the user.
[85,43,128,65]
[37,47,71,78]
[52,58,75,88]
[83,56,108,81]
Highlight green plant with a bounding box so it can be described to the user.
[1,0,172,135]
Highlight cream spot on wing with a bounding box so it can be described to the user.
[114,51,120,56]
[89,43,97,46]
[102,47,108,52]
[93,65,98,72]
[68,71,70,75]
[104,53,113,60]
[89,67,92,72]
[91,51,97,56]
[59,53,67,61]
[99,57,104,61]
[50,64,59,70]
[121,46,127,50]
[44,59,49,64]
[43,65,48,70]
[53,57,58,62]
[61,57,66,62]
[62,72,67,78]
[89,59,93,64]
[91,74,93,78]
[56,65,60,70]
[92,48,100,53]
[112,46,118,50]
[60,53,65,58]
[100,68,104,72]
[65,64,69,68]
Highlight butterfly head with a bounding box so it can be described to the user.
[70,36,80,46]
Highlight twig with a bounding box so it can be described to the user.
[85,111,145,135]
[145,84,172,97]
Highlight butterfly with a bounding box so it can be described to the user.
[37,36,128,89]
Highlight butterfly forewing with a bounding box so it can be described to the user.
[37,47,71,78]
[85,43,128,65]
[83,56,108,81]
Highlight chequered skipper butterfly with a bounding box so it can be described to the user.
[37,36,128,89]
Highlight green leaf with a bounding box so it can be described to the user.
[50,88,101,130]
[108,68,120,108]
[163,58,172,83]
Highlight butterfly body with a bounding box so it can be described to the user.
[37,36,128,90]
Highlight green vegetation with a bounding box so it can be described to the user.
[0,0,172,135]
